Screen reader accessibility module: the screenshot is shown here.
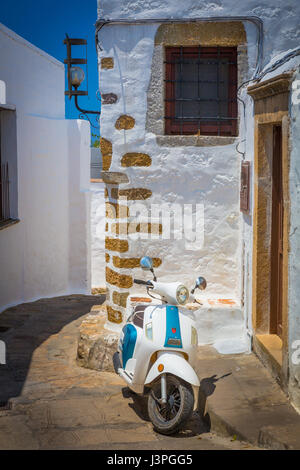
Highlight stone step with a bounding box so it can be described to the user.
[77,305,119,372]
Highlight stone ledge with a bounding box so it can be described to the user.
[77,305,119,372]
[101,171,129,184]
[156,135,237,147]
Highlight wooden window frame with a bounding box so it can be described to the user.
[165,46,238,136]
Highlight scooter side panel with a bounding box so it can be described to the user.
[164,305,182,348]
[121,324,137,369]
[144,351,200,387]
[118,305,198,391]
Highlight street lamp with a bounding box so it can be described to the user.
[63,35,100,121]
[70,66,85,88]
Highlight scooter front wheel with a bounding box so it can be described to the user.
[148,374,194,435]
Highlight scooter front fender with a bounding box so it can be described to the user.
[145,351,200,387]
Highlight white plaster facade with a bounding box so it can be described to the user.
[96,0,300,407]
[288,67,300,409]
[90,147,106,288]
[0,23,91,311]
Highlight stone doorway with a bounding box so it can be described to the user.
[248,74,291,387]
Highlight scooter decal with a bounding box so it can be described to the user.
[164,306,182,348]
[122,324,137,369]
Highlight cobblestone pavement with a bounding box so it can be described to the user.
[0,296,256,450]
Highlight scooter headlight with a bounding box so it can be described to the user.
[176,285,189,305]
[191,327,198,346]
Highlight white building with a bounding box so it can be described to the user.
[91,148,106,288]
[96,1,300,410]
[0,23,91,311]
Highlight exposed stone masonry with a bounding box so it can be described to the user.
[102,93,118,104]
[106,267,133,289]
[98,59,158,323]
[105,237,129,253]
[111,187,152,200]
[100,138,112,171]
[113,257,162,269]
[105,202,129,219]
[101,57,114,69]
[115,115,135,130]
[121,153,152,167]
[110,222,162,236]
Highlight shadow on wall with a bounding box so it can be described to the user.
[0,295,104,406]
[67,120,91,292]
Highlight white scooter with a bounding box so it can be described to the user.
[114,256,207,435]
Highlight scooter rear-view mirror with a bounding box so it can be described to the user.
[140,256,157,281]
[140,256,153,271]
[191,276,207,294]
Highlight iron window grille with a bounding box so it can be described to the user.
[165,46,238,136]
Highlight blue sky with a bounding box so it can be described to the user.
[0,0,100,138]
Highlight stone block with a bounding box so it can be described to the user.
[113,256,162,269]
[112,291,130,308]
[77,308,119,372]
[101,57,114,69]
[111,187,152,200]
[115,115,135,130]
[105,202,129,219]
[100,137,112,171]
[106,267,133,288]
[102,93,118,104]
[105,237,129,253]
[121,153,152,167]
[107,305,123,323]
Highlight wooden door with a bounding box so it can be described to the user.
[270,125,283,337]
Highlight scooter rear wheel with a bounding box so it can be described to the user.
[148,374,194,435]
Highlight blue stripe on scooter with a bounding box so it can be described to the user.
[164,305,182,348]
[121,324,137,369]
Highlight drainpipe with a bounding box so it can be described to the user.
[95,16,264,78]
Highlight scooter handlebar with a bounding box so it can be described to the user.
[133,279,153,286]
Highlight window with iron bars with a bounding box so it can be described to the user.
[164,46,238,136]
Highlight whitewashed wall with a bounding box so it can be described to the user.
[97,1,300,352]
[90,147,106,288]
[0,24,91,311]
[98,22,245,300]
[98,0,300,70]
[91,192,106,289]
[288,68,300,410]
